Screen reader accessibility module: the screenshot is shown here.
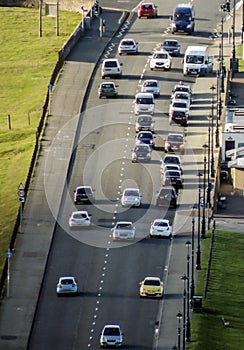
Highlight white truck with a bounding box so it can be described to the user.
[183,45,214,76]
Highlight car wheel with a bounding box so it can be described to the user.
[150,68,153,71]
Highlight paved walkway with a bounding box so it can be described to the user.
[0,3,243,350]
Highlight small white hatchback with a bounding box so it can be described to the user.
[134,92,155,115]
[101,58,122,78]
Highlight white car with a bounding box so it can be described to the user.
[150,219,172,238]
[100,324,123,348]
[101,58,122,79]
[161,154,182,167]
[169,100,189,116]
[141,79,160,97]
[135,115,155,132]
[171,91,191,109]
[69,211,91,228]
[150,50,172,71]
[121,188,142,207]
[112,221,136,240]
[171,82,192,98]
[118,38,138,55]
[134,92,155,115]
[56,276,78,295]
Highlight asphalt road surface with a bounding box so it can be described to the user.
[27,0,225,349]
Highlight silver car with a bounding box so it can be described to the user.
[121,188,142,207]
[100,324,123,348]
[135,115,155,132]
[162,39,180,56]
[132,144,152,163]
[112,221,136,241]
[141,79,160,97]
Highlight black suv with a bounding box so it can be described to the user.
[74,186,95,204]
[169,110,188,127]
[156,186,177,208]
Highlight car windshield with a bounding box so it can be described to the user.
[73,212,88,219]
[155,222,168,227]
[116,223,132,229]
[122,40,134,45]
[166,171,180,177]
[142,4,153,9]
[159,189,171,196]
[174,93,188,100]
[167,134,183,142]
[104,328,120,336]
[144,81,157,87]
[60,279,74,285]
[138,133,152,139]
[164,41,177,47]
[124,190,139,196]
[138,116,152,123]
[186,55,204,64]
[154,53,168,59]
[104,61,118,67]
[135,146,149,152]
[136,97,153,104]
[174,13,191,21]
[164,157,180,164]
[77,187,92,194]
[101,83,114,89]
[144,279,160,286]
[173,102,187,108]
[175,86,190,93]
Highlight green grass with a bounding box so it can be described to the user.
[236,45,244,72]
[0,7,82,272]
[188,230,244,349]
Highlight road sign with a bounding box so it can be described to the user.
[6,251,13,258]
[18,183,25,190]
[19,197,25,203]
[18,190,25,197]
[200,196,205,208]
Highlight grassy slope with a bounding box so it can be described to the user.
[0,7,82,271]
[188,231,244,349]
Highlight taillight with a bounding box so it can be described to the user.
[72,283,76,287]
[58,284,62,289]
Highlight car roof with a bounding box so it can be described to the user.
[153,219,169,224]
[144,276,161,281]
[120,38,135,41]
[59,276,76,280]
[76,185,92,189]
[143,79,158,83]
[71,210,89,215]
[123,187,140,191]
[135,92,154,98]
[103,324,121,329]
[116,221,133,225]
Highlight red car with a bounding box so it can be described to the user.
[138,2,158,18]
[164,133,185,154]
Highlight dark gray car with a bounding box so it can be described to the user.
[162,39,180,56]
[132,144,152,163]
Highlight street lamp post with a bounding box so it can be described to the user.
[185,241,191,343]
[210,85,216,178]
[190,206,196,299]
[177,311,183,350]
[207,116,212,207]
[181,275,187,350]
[201,144,208,239]
[196,172,202,270]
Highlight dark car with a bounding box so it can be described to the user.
[135,131,156,149]
[161,170,183,188]
[132,144,152,163]
[74,186,95,204]
[98,82,118,98]
[162,39,180,56]
[156,187,177,208]
[135,115,155,132]
[169,110,188,126]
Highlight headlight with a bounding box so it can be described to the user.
[147,153,150,157]
[187,24,191,28]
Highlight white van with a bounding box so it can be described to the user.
[183,46,214,76]
[101,58,122,78]
[134,93,155,115]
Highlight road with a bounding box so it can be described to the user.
[27,0,224,349]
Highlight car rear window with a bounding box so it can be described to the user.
[61,279,73,285]
[104,61,118,68]
[137,97,154,104]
